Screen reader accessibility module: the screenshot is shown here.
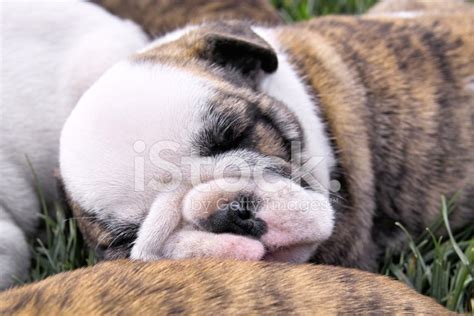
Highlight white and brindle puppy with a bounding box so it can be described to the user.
[0,0,284,290]
[60,1,474,270]
[0,1,147,289]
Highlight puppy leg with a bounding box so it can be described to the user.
[162,230,265,261]
[0,208,30,290]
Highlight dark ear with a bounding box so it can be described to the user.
[199,22,278,76]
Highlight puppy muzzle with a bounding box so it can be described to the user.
[199,194,267,238]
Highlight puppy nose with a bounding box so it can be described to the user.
[201,196,267,238]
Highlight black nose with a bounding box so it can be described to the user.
[201,195,267,238]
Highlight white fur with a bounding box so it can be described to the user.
[370,11,424,18]
[254,27,336,194]
[138,25,197,53]
[465,76,474,93]
[60,62,213,222]
[0,0,147,289]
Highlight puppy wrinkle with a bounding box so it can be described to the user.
[195,93,303,162]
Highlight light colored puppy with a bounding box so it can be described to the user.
[0,0,147,289]
[368,0,469,15]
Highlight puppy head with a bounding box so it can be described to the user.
[60,22,335,263]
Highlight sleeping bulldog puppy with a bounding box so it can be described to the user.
[60,0,473,270]
[0,260,452,315]
[0,0,147,290]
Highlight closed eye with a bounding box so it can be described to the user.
[196,113,251,156]
[208,125,249,155]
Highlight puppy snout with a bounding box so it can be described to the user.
[201,195,267,238]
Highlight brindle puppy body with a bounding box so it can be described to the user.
[92,0,283,37]
[0,260,452,315]
[275,11,474,269]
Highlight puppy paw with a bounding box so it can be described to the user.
[213,234,265,261]
[161,231,265,261]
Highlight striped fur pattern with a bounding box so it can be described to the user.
[0,260,452,315]
[92,0,283,37]
[273,5,474,269]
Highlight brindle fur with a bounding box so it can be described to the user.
[273,9,474,270]
[0,260,451,315]
[91,0,283,37]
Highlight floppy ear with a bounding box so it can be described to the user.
[199,22,278,76]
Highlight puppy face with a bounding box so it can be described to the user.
[60,22,335,263]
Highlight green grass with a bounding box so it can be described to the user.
[20,0,473,314]
[18,157,96,285]
[272,0,377,21]
[22,203,96,284]
[380,195,473,313]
